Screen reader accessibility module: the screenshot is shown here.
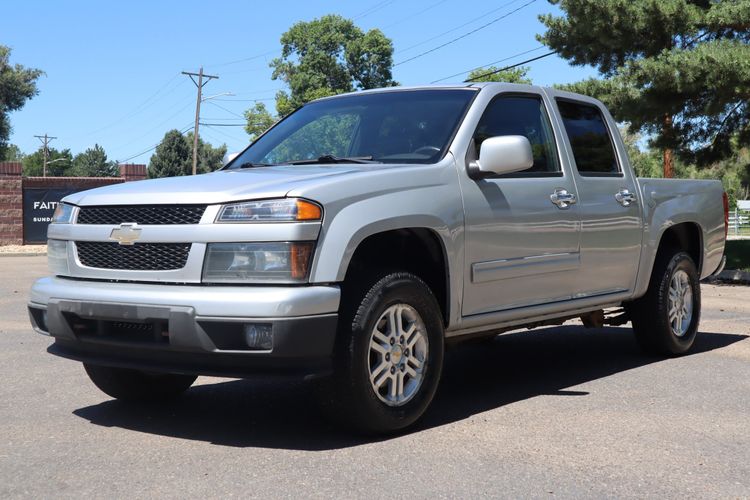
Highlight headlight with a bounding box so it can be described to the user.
[202,242,314,283]
[217,198,322,223]
[51,203,75,224]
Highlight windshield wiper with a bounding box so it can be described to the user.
[235,161,276,169]
[286,155,381,165]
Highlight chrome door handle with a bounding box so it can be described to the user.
[550,188,577,209]
[615,188,636,207]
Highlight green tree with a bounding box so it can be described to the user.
[71,144,118,177]
[148,130,191,178]
[22,147,73,176]
[466,66,532,84]
[620,126,662,178]
[2,143,24,162]
[244,102,276,141]
[189,131,227,173]
[539,0,750,177]
[0,46,43,160]
[269,14,397,117]
[148,130,226,178]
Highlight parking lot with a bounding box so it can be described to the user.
[1,255,749,498]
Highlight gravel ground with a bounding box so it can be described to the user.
[1,256,749,499]
[0,245,46,255]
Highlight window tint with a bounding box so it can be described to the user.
[556,100,619,175]
[230,89,477,166]
[473,95,560,175]
[262,113,360,164]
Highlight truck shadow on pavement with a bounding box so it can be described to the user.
[73,326,746,450]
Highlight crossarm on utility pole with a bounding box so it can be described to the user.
[182,68,218,175]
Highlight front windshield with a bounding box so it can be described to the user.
[227,89,477,167]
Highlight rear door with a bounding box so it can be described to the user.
[549,94,643,297]
[460,91,582,316]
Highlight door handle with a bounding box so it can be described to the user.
[550,188,577,209]
[615,188,636,207]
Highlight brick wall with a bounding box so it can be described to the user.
[0,162,23,245]
[0,163,147,246]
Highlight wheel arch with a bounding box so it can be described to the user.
[339,226,452,327]
[654,222,703,274]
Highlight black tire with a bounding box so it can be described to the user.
[83,364,196,402]
[628,251,701,356]
[328,272,445,434]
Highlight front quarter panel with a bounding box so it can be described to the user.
[288,157,465,323]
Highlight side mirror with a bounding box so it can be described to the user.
[469,135,533,178]
[222,151,240,167]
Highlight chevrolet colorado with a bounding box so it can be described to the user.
[29,83,728,432]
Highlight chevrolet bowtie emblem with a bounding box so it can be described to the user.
[109,223,142,245]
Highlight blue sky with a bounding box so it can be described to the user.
[5,0,597,164]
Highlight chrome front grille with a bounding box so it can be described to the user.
[77,205,206,225]
[76,242,192,271]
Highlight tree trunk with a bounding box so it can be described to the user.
[663,114,674,178]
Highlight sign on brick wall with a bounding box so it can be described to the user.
[22,188,81,243]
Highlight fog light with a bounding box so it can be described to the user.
[244,324,273,350]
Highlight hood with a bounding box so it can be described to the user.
[63,165,395,206]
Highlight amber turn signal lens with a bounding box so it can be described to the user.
[295,200,322,221]
[290,242,314,279]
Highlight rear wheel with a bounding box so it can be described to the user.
[84,364,196,402]
[328,272,444,433]
[628,251,701,355]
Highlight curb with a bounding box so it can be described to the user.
[0,252,47,257]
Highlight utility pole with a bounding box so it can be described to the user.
[34,133,57,177]
[182,67,218,175]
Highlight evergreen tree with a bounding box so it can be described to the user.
[148,130,191,178]
[466,66,532,84]
[148,130,226,178]
[71,144,118,177]
[22,147,73,176]
[539,0,750,176]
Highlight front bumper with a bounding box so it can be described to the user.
[28,277,341,379]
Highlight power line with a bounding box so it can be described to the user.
[463,51,557,82]
[382,0,451,30]
[200,123,247,127]
[431,46,547,83]
[205,100,246,119]
[354,0,397,19]
[395,0,538,66]
[397,0,528,55]
[205,49,278,70]
[210,97,276,102]
[116,124,193,164]
[83,73,185,137]
[109,99,195,156]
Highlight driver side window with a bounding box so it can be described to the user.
[473,95,561,175]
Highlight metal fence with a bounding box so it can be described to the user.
[729,208,750,238]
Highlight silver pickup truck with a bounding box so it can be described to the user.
[29,83,727,433]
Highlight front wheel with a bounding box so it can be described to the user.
[628,251,701,356]
[84,364,196,402]
[329,272,445,434]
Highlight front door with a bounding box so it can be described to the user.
[460,93,582,317]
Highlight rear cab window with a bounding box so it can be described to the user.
[556,99,621,177]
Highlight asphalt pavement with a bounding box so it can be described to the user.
[1,256,749,498]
